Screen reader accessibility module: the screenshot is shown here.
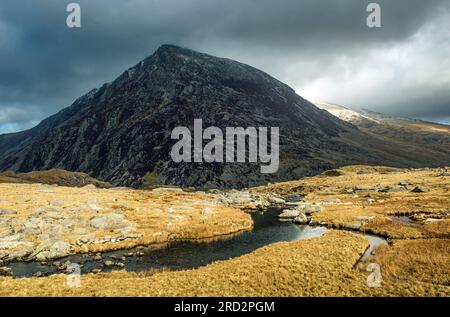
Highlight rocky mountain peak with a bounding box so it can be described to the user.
[1,46,446,188]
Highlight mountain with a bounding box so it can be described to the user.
[316,102,450,165]
[0,45,449,188]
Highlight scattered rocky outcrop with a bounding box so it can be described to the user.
[89,214,134,231]
[277,202,322,224]
[215,190,271,210]
[0,182,252,264]
[278,209,302,219]
[29,239,73,261]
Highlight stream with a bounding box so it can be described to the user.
[7,208,387,277]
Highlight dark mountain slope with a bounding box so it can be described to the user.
[0,45,447,188]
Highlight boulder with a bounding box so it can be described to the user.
[410,186,430,193]
[0,267,12,276]
[278,209,300,218]
[29,239,73,261]
[304,204,322,214]
[268,196,286,205]
[0,235,34,251]
[283,195,303,203]
[354,186,375,191]
[89,214,132,230]
[293,213,308,225]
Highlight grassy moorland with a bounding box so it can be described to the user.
[254,165,450,239]
[0,183,252,259]
[0,230,447,296]
[0,166,449,296]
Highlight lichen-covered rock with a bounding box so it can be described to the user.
[29,239,73,261]
[293,213,308,225]
[89,214,133,230]
[278,209,300,218]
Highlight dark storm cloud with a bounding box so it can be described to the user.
[0,0,449,133]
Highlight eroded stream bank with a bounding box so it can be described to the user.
[6,208,386,278]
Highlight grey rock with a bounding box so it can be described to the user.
[89,214,132,230]
[410,186,430,193]
[282,195,303,203]
[29,239,72,261]
[0,267,12,276]
[4,249,33,261]
[354,186,375,191]
[82,184,97,190]
[292,213,308,225]
[278,209,300,218]
[0,209,17,215]
[378,185,406,193]
[267,196,286,205]
[304,204,322,214]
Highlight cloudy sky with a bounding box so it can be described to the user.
[0,0,449,134]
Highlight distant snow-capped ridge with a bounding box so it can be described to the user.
[314,102,379,124]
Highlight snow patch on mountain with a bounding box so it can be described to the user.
[315,102,379,124]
